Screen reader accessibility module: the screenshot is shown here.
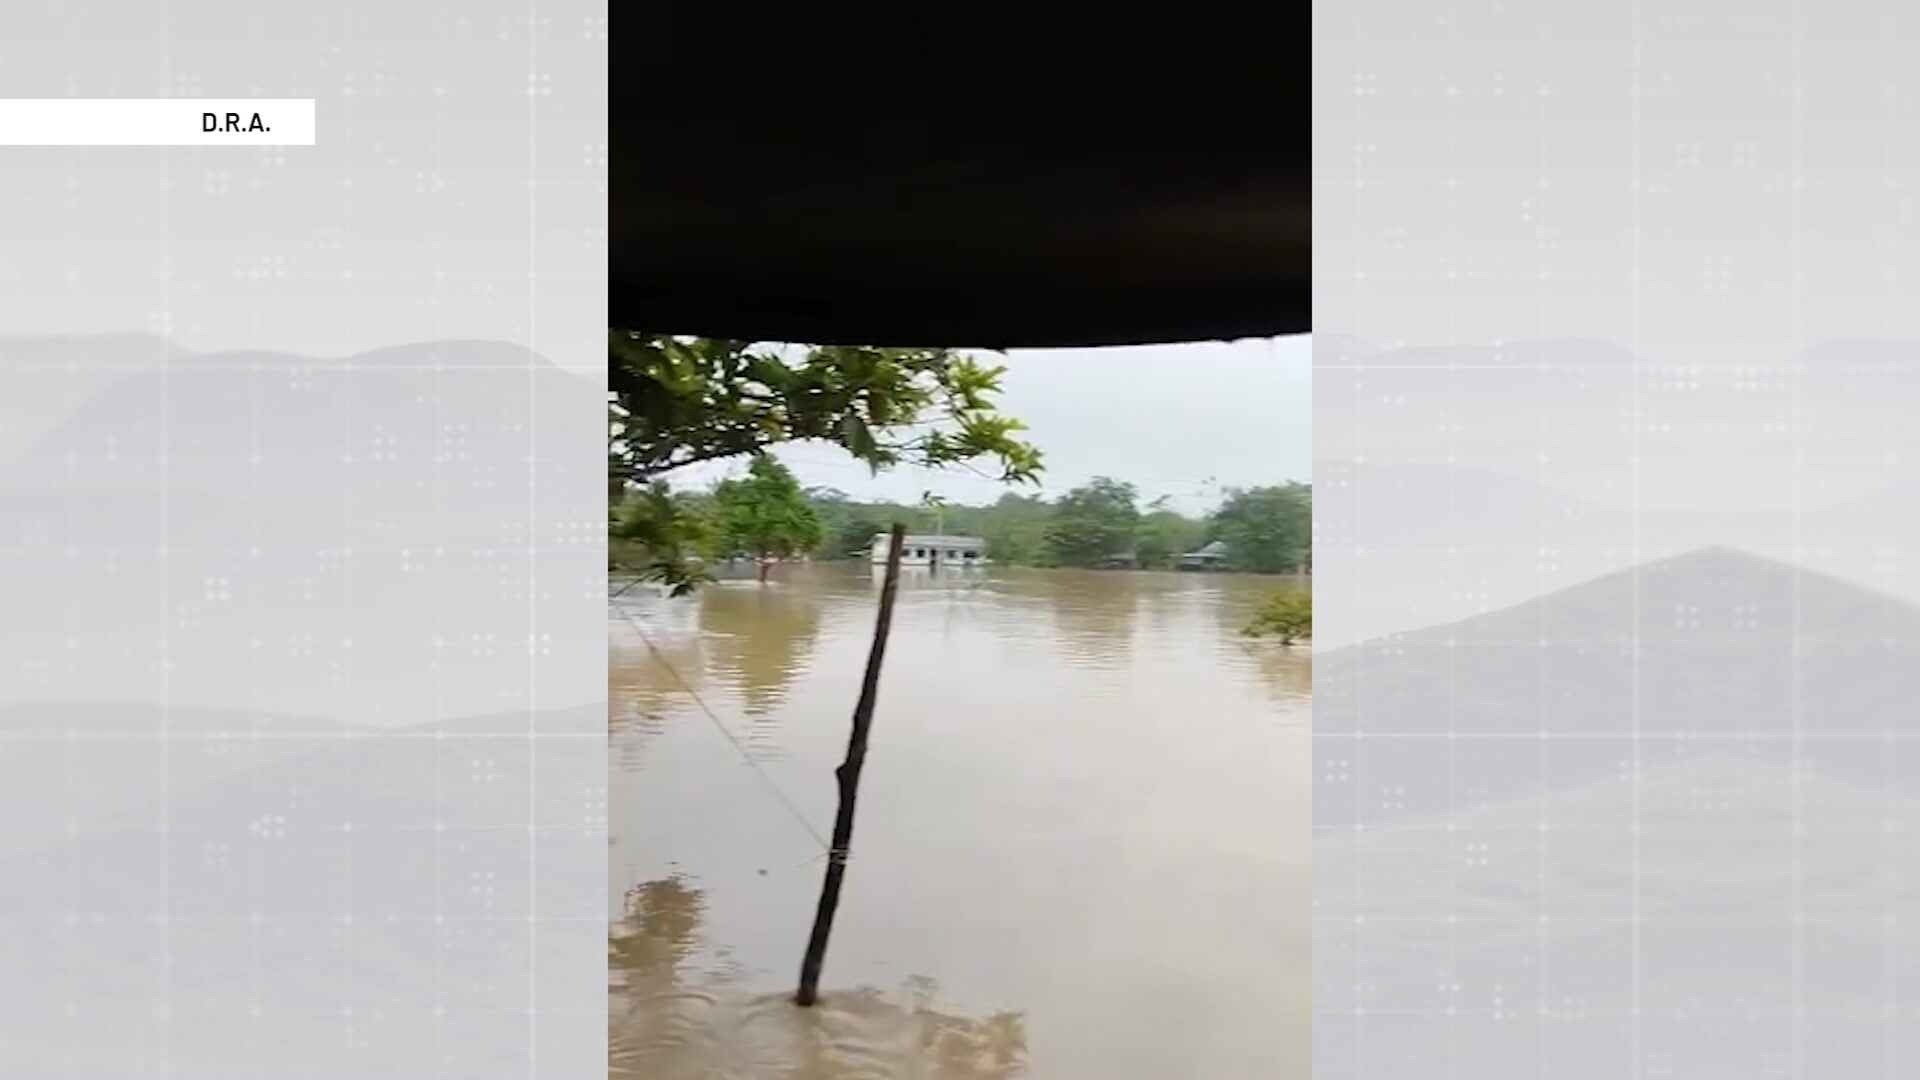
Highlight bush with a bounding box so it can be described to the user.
[1244,590,1312,645]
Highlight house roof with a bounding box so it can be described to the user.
[881,534,986,546]
[1184,541,1231,558]
[613,11,1307,348]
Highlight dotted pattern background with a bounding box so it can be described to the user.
[1317,1,1920,1078]
[0,3,606,1077]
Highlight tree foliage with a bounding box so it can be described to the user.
[831,516,887,558]
[1244,590,1313,645]
[1134,500,1209,569]
[1043,477,1142,567]
[712,456,826,574]
[610,482,717,596]
[609,334,1044,592]
[602,330,1315,591]
[609,333,1043,489]
[1210,483,1312,573]
[782,481,1312,574]
[978,493,1055,566]
[803,487,885,557]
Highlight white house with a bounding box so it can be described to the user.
[870,533,989,568]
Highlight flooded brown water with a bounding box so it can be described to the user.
[609,565,1310,1079]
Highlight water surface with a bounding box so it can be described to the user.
[610,565,1310,1078]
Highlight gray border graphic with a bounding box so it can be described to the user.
[1318,1,1920,1077]
[0,4,605,1077]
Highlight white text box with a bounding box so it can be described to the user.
[0,99,315,146]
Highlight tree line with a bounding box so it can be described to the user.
[608,333,1308,589]
[610,334,1043,593]
[613,454,1310,576]
[809,475,1310,573]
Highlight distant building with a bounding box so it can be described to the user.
[870,533,989,568]
[1176,540,1230,571]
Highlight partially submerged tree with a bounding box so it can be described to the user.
[713,456,827,582]
[980,492,1054,566]
[1134,496,1209,569]
[609,333,1042,590]
[1243,590,1312,646]
[1043,477,1140,567]
[1211,483,1311,574]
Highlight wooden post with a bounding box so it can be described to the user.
[795,521,907,1006]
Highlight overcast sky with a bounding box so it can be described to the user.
[671,334,1311,515]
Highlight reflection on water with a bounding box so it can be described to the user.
[611,565,1310,1078]
[610,875,706,981]
[1242,641,1312,702]
[611,874,1030,1080]
[1040,570,1140,668]
[697,586,824,718]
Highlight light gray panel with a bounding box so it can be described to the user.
[0,3,605,1076]
[1318,0,1920,1077]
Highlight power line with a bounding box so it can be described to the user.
[610,594,830,851]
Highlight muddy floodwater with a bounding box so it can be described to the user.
[609,564,1310,1079]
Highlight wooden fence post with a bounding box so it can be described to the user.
[795,521,907,1006]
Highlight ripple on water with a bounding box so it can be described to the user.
[611,983,1031,1080]
[610,566,1308,1078]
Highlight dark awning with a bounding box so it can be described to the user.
[614,12,1308,349]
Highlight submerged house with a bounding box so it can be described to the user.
[870,533,989,569]
[1176,540,1230,571]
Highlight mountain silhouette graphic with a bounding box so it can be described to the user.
[0,335,603,725]
[1314,548,1920,1080]
[1316,545,1920,829]
[0,336,592,477]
